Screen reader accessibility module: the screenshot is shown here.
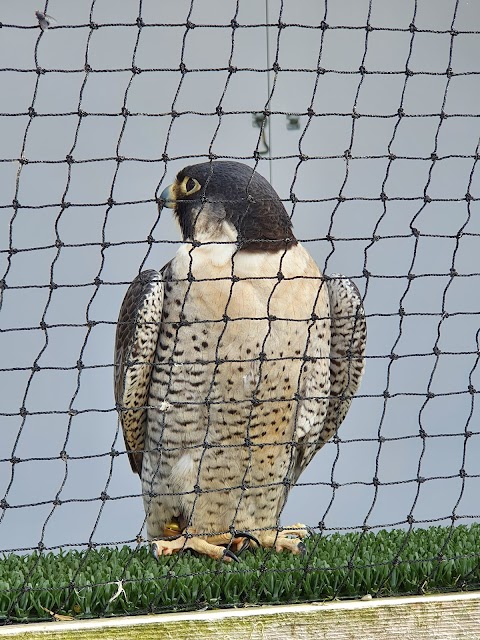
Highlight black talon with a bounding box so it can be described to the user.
[224,548,240,563]
[236,538,251,555]
[233,531,261,549]
[298,541,307,556]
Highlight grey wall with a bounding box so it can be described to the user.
[1,0,479,552]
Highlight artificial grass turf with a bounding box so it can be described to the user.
[1,524,479,623]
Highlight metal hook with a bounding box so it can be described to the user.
[252,112,270,155]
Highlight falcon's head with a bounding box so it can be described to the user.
[160,161,297,252]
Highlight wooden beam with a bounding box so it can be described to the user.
[1,592,480,640]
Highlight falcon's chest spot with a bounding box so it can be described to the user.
[153,291,219,405]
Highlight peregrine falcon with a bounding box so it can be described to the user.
[114,161,366,561]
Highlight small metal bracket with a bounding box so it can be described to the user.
[251,113,269,155]
[286,114,301,130]
[252,112,267,128]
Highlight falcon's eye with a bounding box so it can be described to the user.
[180,176,201,196]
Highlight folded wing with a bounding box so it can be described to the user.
[114,269,165,475]
[292,275,366,484]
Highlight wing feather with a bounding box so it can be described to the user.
[114,269,164,475]
[325,274,366,435]
[292,275,366,484]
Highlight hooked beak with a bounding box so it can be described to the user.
[160,184,176,209]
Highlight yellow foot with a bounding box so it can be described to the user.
[279,523,311,539]
[259,523,311,555]
[151,534,239,562]
[151,529,261,562]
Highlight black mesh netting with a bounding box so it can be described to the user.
[0,0,479,622]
